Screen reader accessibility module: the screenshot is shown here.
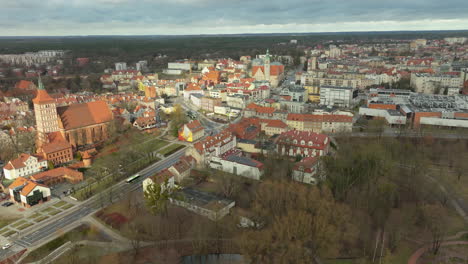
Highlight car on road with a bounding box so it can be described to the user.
[2,202,13,207]
[2,243,11,250]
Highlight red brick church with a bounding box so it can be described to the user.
[33,78,114,165]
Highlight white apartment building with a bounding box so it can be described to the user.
[115,62,127,71]
[319,86,354,108]
[410,73,462,94]
[3,154,48,180]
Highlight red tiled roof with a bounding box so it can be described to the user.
[33,89,54,104]
[41,132,72,154]
[15,80,36,90]
[185,120,204,133]
[277,130,329,150]
[31,167,83,183]
[57,101,113,130]
[262,119,288,128]
[194,129,234,154]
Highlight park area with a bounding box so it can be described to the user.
[72,131,173,200]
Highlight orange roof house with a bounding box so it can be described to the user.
[8,177,51,208]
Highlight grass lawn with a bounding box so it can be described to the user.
[49,209,62,216]
[53,201,68,208]
[146,139,170,151]
[0,228,13,235]
[388,240,419,264]
[30,213,42,219]
[2,230,16,237]
[22,224,111,263]
[61,203,74,210]
[42,207,56,214]
[0,218,19,229]
[36,216,49,223]
[17,222,34,230]
[10,220,27,228]
[158,143,185,156]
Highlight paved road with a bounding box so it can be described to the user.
[0,148,186,260]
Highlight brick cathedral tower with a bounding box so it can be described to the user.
[33,76,59,147]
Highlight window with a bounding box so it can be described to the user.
[293,139,297,144]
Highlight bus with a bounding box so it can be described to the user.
[125,174,141,183]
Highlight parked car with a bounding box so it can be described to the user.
[2,243,11,250]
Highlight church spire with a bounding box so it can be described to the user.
[38,75,45,90]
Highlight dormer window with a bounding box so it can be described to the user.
[300,140,305,145]
[308,141,313,146]
[293,139,297,144]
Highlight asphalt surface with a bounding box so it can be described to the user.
[0,148,186,260]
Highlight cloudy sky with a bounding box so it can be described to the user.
[2,0,468,36]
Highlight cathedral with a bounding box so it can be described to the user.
[251,50,285,87]
[33,78,114,165]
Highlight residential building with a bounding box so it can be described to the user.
[292,157,321,185]
[201,97,222,112]
[276,130,330,158]
[133,116,157,130]
[286,111,353,133]
[3,154,48,180]
[8,177,51,208]
[190,94,203,109]
[410,73,462,94]
[319,86,355,108]
[179,120,205,142]
[259,119,289,136]
[280,85,308,102]
[226,94,249,109]
[190,129,237,164]
[170,188,235,221]
[143,169,176,194]
[115,62,127,71]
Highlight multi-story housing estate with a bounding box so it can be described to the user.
[276,130,330,158]
[226,94,250,109]
[0,50,65,66]
[286,111,353,133]
[301,73,367,102]
[319,86,355,108]
[201,97,222,112]
[410,73,462,94]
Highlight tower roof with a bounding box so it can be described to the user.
[32,77,54,104]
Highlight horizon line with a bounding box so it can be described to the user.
[1,29,468,38]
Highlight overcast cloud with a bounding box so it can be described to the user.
[1,0,467,35]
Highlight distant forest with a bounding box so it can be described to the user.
[0,30,467,75]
